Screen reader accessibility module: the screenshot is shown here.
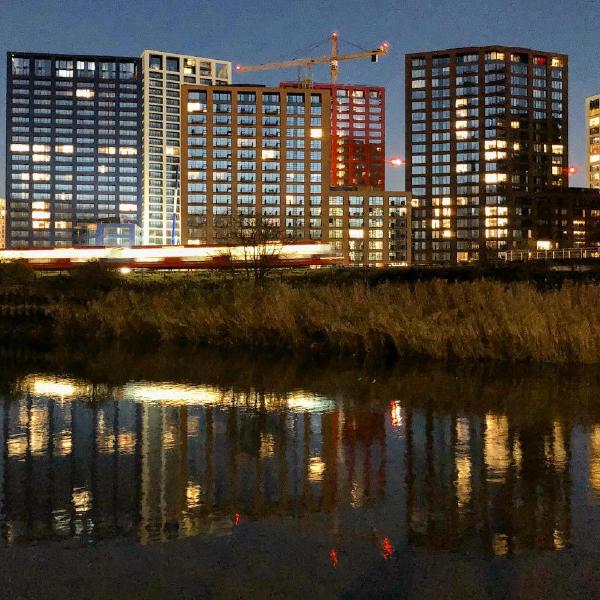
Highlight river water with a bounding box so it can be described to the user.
[0,351,599,596]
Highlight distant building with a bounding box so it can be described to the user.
[180,84,331,245]
[282,83,385,189]
[327,189,411,266]
[0,198,6,249]
[74,221,142,247]
[140,50,231,245]
[586,94,600,190]
[6,52,143,248]
[517,188,600,249]
[405,46,568,265]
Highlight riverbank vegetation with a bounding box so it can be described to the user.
[1,262,599,363]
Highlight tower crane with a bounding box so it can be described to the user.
[235,32,389,85]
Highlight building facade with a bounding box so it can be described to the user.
[6,52,142,248]
[517,188,600,249]
[180,85,331,245]
[586,94,600,190]
[0,198,5,249]
[140,50,231,245]
[405,46,568,264]
[282,83,385,189]
[327,189,411,266]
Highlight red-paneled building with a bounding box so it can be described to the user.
[281,83,385,189]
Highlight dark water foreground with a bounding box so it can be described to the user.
[0,348,600,599]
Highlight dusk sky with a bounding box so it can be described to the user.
[1,0,598,195]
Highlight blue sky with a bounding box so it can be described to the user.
[1,0,598,194]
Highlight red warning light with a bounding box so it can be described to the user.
[235,65,242,71]
[234,512,240,526]
[566,166,578,175]
[381,537,395,560]
[386,157,405,167]
[329,549,338,568]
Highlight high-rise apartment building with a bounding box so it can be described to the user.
[326,189,411,266]
[180,84,410,267]
[140,50,231,245]
[282,83,385,189]
[586,94,600,190]
[180,85,331,244]
[405,46,568,264]
[0,198,6,249]
[6,52,142,248]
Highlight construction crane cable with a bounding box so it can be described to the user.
[343,38,372,53]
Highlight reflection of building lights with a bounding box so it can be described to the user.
[124,383,223,406]
[329,549,338,568]
[259,433,275,458]
[381,536,394,560]
[281,392,335,413]
[390,401,402,428]
[72,488,92,513]
[25,376,77,399]
[308,456,325,481]
[589,426,600,494]
[484,414,509,483]
[493,533,508,556]
[186,482,202,509]
[455,418,471,508]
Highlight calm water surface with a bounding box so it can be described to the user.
[1,352,600,565]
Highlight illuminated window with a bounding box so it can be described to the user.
[310,128,322,139]
[261,149,277,160]
[55,144,74,154]
[10,143,29,152]
[484,173,507,183]
[76,89,94,99]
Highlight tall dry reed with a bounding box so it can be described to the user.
[51,280,600,363]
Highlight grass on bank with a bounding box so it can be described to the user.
[49,278,600,364]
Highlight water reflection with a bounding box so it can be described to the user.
[0,358,599,558]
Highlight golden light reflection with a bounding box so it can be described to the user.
[7,435,27,460]
[455,418,472,508]
[550,422,567,472]
[30,407,48,454]
[186,482,202,509]
[390,401,403,428]
[259,433,275,458]
[72,488,92,513]
[308,456,325,482]
[485,414,509,483]
[553,528,566,550]
[589,426,600,494]
[493,533,509,556]
[54,431,72,457]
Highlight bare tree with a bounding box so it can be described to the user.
[217,215,285,284]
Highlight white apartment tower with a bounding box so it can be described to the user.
[141,50,231,244]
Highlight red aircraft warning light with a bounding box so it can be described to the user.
[565,166,578,175]
[386,157,405,167]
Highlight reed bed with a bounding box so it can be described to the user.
[50,280,600,363]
